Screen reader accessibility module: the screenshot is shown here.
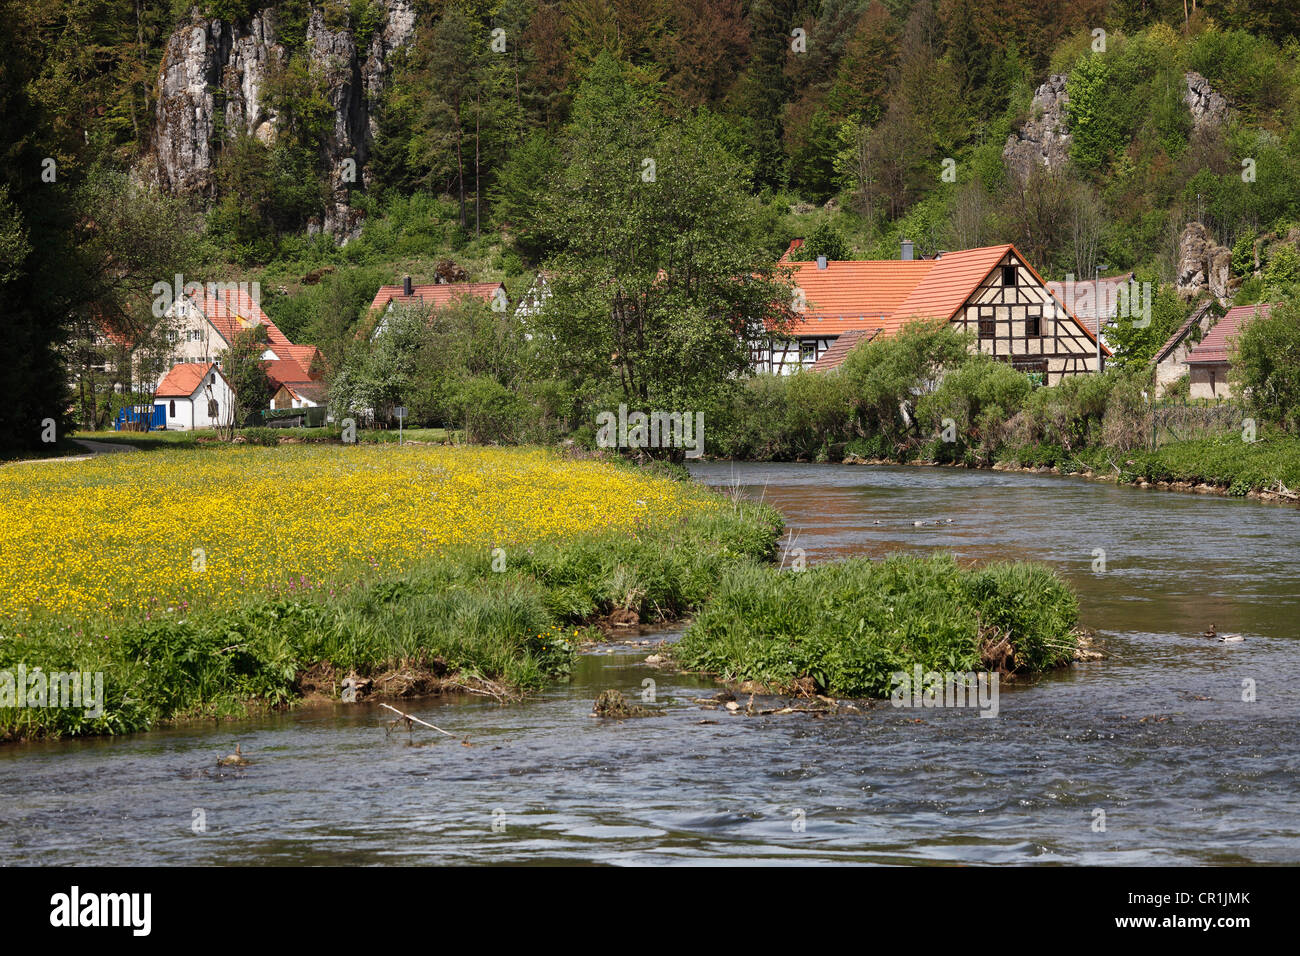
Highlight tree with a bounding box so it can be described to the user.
[66,166,201,430]
[1233,298,1300,434]
[222,325,275,432]
[801,223,851,261]
[538,54,793,424]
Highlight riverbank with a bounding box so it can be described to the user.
[0,444,780,741]
[0,501,785,742]
[831,434,1300,504]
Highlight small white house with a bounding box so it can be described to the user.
[155,362,234,431]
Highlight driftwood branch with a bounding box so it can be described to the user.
[379,702,456,737]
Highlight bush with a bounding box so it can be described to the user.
[673,553,1079,698]
[239,427,280,446]
[1232,296,1300,433]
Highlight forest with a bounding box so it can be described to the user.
[3,0,1300,450]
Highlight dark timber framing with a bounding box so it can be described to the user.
[952,250,1099,385]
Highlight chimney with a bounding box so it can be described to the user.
[402,275,413,297]
[816,255,828,270]
[901,239,914,261]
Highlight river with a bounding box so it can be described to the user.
[2,462,1297,864]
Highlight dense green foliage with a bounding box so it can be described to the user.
[0,494,784,740]
[673,553,1079,697]
[703,316,1300,496]
[7,1,1300,457]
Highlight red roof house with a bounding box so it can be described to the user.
[1184,303,1274,399]
[763,240,1106,383]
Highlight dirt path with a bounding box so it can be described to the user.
[4,439,142,466]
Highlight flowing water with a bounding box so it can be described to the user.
[3,463,1298,865]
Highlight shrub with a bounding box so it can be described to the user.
[673,553,1079,698]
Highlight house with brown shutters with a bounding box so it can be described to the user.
[758,240,1108,383]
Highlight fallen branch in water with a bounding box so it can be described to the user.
[379,702,456,737]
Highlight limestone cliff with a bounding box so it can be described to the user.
[1002,74,1071,182]
[145,1,416,240]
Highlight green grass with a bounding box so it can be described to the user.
[0,500,783,741]
[1068,434,1300,494]
[70,426,460,449]
[672,553,1080,698]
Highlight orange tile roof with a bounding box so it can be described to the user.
[367,282,505,315]
[1186,303,1274,365]
[263,359,315,388]
[275,344,323,379]
[888,245,1013,328]
[155,362,220,398]
[809,328,881,372]
[785,259,937,335]
[781,243,1108,354]
[197,287,294,350]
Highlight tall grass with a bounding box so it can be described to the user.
[673,554,1079,698]
[0,502,784,741]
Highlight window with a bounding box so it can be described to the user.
[978,309,995,340]
[1025,309,1041,337]
[1002,265,1017,287]
[800,340,817,363]
[208,399,219,418]
[169,400,176,417]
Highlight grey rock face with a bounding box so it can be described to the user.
[147,2,416,240]
[1184,71,1229,130]
[1003,74,1072,181]
[1176,222,1234,303]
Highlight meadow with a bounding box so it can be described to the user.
[0,445,783,739]
[0,444,704,622]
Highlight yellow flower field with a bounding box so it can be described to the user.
[0,445,713,622]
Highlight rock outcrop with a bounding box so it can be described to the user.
[146,2,416,241]
[1184,71,1229,130]
[1003,74,1072,181]
[1176,222,1234,302]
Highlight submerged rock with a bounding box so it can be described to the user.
[591,689,654,718]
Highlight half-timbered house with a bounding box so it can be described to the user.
[756,240,1108,383]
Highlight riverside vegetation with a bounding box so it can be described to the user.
[698,314,1300,498]
[0,443,1088,742]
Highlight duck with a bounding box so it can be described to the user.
[1202,623,1217,640]
[1219,633,1245,643]
[217,743,250,767]
[912,520,925,527]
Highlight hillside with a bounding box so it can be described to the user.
[3,0,1300,448]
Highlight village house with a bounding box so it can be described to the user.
[362,275,507,339]
[759,239,1108,384]
[1152,300,1219,395]
[1184,303,1273,400]
[150,286,325,425]
[162,286,322,373]
[154,362,234,431]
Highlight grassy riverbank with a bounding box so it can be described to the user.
[673,554,1081,698]
[0,444,781,740]
[1,441,1093,741]
[0,503,782,740]
[1061,435,1300,497]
